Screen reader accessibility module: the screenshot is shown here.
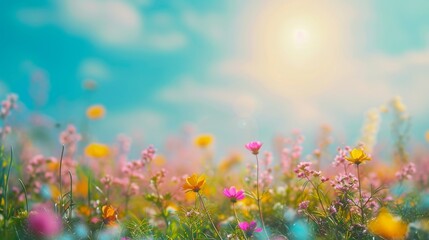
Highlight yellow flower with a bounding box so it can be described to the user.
[218,153,242,171]
[368,208,408,240]
[183,174,206,193]
[426,131,429,143]
[194,134,213,148]
[101,205,117,226]
[345,148,371,165]
[153,155,166,166]
[86,105,105,120]
[85,143,110,158]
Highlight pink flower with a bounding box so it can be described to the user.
[298,200,310,210]
[223,186,245,203]
[321,176,329,183]
[141,145,156,163]
[245,141,263,155]
[28,207,62,237]
[239,221,262,237]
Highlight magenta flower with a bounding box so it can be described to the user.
[245,141,263,155]
[239,221,262,237]
[223,186,245,203]
[28,207,62,237]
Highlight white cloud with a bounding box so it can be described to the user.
[142,31,187,51]
[78,58,111,80]
[56,0,189,51]
[17,0,187,51]
[101,108,166,142]
[182,11,224,42]
[157,76,259,118]
[57,0,143,46]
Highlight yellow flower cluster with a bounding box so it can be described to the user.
[85,143,110,158]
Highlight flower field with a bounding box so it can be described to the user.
[2,1,429,239]
[0,93,429,240]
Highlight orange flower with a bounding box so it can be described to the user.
[86,105,105,120]
[75,177,88,198]
[101,205,117,226]
[78,205,91,217]
[345,148,371,165]
[194,134,213,148]
[368,208,408,240]
[85,143,110,158]
[183,174,206,193]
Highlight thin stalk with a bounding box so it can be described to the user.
[3,147,13,232]
[197,192,223,240]
[124,180,132,215]
[18,179,28,213]
[154,181,169,230]
[255,154,269,239]
[306,177,328,216]
[356,164,364,224]
[58,145,65,215]
[87,174,91,213]
[232,203,247,240]
[68,171,73,220]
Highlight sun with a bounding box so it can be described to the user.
[293,28,309,46]
[235,0,353,97]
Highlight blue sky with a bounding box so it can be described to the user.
[1,0,429,155]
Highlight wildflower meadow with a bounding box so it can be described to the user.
[2,1,429,239]
[0,93,429,240]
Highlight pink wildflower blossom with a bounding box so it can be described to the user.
[245,141,263,155]
[239,221,262,237]
[223,186,245,203]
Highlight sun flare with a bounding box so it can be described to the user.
[293,28,309,46]
[239,0,353,96]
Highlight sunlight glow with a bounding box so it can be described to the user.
[238,0,353,96]
[293,28,309,46]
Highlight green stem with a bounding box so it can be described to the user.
[18,179,28,213]
[197,192,223,240]
[306,177,328,216]
[356,164,365,224]
[154,181,169,230]
[255,154,269,239]
[87,174,91,214]
[124,181,132,215]
[3,147,13,232]
[232,203,247,240]
[59,145,65,215]
[68,171,73,220]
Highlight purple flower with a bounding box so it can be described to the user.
[239,221,262,237]
[223,186,245,203]
[245,141,263,155]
